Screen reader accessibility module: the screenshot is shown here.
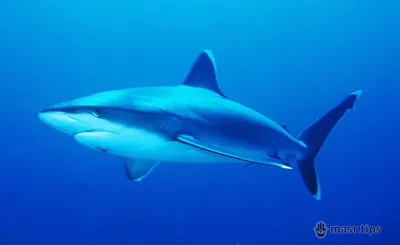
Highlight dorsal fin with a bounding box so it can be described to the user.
[183,50,225,97]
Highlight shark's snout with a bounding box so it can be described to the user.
[38,110,91,135]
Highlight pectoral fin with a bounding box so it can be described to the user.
[124,159,160,181]
[176,134,292,169]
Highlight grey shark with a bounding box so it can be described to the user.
[38,50,362,199]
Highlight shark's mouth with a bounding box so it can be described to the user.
[95,147,109,152]
[73,131,119,152]
[73,129,97,136]
[74,131,118,138]
[73,131,119,154]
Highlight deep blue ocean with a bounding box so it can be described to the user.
[0,0,399,244]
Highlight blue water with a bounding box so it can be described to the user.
[0,0,398,244]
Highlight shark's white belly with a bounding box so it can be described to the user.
[74,127,241,164]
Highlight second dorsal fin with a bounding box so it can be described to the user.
[183,50,225,97]
[281,125,291,134]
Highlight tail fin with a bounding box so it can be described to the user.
[297,90,362,200]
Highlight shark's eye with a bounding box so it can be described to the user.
[92,109,102,118]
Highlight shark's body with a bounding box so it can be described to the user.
[38,50,362,199]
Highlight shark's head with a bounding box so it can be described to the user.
[38,105,114,136]
[38,89,131,136]
[37,89,148,153]
[37,86,176,155]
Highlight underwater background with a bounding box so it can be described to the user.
[0,0,399,244]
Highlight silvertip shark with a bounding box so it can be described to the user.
[38,50,362,200]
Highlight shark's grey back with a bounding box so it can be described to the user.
[123,85,290,144]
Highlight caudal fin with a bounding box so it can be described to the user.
[298,90,362,200]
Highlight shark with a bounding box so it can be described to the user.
[38,50,362,200]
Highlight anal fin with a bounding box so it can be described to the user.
[124,159,160,181]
